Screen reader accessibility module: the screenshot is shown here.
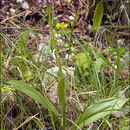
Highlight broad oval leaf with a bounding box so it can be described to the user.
[93,1,103,35]
[75,53,91,70]
[57,76,67,128]
[8,80,59,118]
[72,97,128,129]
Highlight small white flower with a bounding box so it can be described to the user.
[69,16,74,21]
[22,1,29,10]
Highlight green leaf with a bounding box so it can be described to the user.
[8,80,60,119]
[94,57,106,72]
[119,117,129,130]
[72,97,128,129]
[75,53,91,69]
[93,1,103,35]
[98,53,117,71]
[57,76,66,129]
[2,85,14,93]
[24,67,32,81]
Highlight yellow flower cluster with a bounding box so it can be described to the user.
[56,23,69,28]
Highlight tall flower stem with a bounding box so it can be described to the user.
[46,1,66,130]
[47,1,62,78]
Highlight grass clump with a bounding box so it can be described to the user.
[1,0,129,130]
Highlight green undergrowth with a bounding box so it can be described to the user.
[1,1,129,130]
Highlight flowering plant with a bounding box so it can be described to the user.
[56,23,69,29]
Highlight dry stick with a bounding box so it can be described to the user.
[5,116,16,128]
[1,11,27,23]
[8,20,21,28]
[14,113,39,130]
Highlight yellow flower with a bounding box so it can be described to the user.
[64,24,68,28]
[60,22,65,28]
[56,23,69,29]
[56,23,61,28]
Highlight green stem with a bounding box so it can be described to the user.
[46,1,66,129]
[47,2,62,77]
[0,33,3,130]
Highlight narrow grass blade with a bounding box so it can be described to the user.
[93,1,103,35]
[49,111,56,130]
[67,10,79,65]
[1,33,20,54]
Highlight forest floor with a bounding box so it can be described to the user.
[0,0,129,130]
